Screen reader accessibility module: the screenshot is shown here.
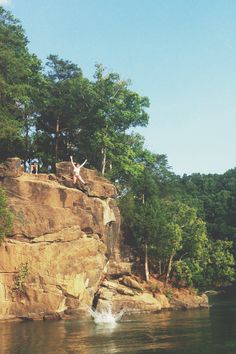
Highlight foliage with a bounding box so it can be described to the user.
[164,288,173,300]
[78,64,150,177]
[0,188,13,242]
[173,239,235,288]
[205,240,235,287]
[0,7,43,161]
[180,170,236,255]
[120,160,235,288]
[12,262,29,295]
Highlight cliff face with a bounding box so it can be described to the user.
[0,158,120,320]
[0,158,208,321]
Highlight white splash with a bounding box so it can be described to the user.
[88,304,124,324]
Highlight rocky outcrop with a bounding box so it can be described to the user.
[0,158,208,321]
[93,275,208,315]
[0,157,23,178]
[0,158,120,321]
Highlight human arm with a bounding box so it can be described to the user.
[70,156,75,168]
[80,159,87,168]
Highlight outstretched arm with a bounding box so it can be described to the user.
[70,156,76,168]
[80,159,87,168]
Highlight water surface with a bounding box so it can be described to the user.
[1,292,236,354]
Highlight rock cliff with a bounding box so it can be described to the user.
[0,158,120,320]
[0,158,208,321]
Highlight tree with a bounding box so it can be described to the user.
[0,7,42,161]
[36,55,91,163]
[180,170,236,256]
[119,153,178,281]
[205,240,235,287]
[79,64,150,175]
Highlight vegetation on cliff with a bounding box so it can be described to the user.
[0,6,235,289]
[0,187,13,241]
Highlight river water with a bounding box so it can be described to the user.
[0,291,236,354]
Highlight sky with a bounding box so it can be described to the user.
[2,0,236,175]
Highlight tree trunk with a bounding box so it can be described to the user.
[101,147,107,175]
[144,242,150,282]
[159,260,162,275]
[165,255,173,284]
[24,113,29,162]
[55,118,60,161]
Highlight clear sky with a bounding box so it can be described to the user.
[2,0,236,175]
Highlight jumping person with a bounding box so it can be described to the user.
[70,156,87,185]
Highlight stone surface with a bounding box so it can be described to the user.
[0,159,208,320]
[107,260,132,278]
[120,276,144,292]
[0,173,119,245]
[154,294,170,309]
[102,280,135,296]
[111,292,162,313]
[0,162,120,320]
[0,158,23,178]
[170,292,209,310]
[56,161,117,199]
[0,235,107,320]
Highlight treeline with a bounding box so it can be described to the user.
[120,165,236,288]
[0,7,149,181]
[0,7,235,289]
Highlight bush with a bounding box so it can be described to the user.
[0,187,13,242]
[12,262,29,296]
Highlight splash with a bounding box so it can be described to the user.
[88,304,124,324]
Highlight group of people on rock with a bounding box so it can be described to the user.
[23,156,87,185]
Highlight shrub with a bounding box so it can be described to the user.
[0,187,13,242]
[12,262,29,295]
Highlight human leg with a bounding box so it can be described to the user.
[77,174,85,184]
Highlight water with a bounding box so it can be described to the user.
[0,292,236,354]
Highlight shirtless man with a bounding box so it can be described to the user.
[70,156,87,184]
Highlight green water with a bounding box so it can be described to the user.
[0,292,236,354]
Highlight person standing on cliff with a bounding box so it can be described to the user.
[30,162,38,174]
[70,156,87,185]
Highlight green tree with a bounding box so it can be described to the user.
[119,153,177,280]
[0,7,42,161]
[79,64,150,175]
[36,55,92,163]
[180,170,236,256]
[205,240,235,287]
[156,200,209,283]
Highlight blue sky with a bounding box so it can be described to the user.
[2,0,236,175]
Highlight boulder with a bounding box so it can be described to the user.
[0,157,23,178]
[110,292,162,313]
[120,276,144,292]
[102,280,135,296]
[170,293,209,309]
[107,260,132,278]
